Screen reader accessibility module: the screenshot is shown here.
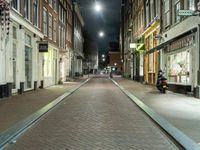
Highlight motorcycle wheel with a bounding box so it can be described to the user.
[162,89,166,93]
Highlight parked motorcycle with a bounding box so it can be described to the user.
[156,70,168,93]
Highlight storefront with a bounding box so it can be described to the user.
[162,33,195,93]
[43,44,59,87]
[143,19,160,85]
[132,40,145,82]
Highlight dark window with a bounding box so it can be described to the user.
[33,0,39,26]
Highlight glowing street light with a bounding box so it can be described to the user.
[102,54,105,58]
[94,3,102,12]
[99,31,104,37]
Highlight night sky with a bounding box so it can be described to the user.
[76,0,121,54]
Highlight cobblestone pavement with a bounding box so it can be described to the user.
[113,77,200,143]
[0,78,86,133]
[5,78,178,150]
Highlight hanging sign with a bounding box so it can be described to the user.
[39,42,48,52]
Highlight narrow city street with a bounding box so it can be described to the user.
[4,77,178,150]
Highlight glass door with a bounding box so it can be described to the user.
[12,43,17,90]
[12,26,17,93]
[25,46,32,89]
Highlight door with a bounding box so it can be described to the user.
[25,46,32,89]
[53,49,57,84]
[12,43,17,92]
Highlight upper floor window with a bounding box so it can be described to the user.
[174,1,181,23]
[49,0,53,7]
[49,13,53,40]
[12,0,20,11]
[150,0,155,20]
[164,0,170,27]
[24,0,30,20]
[53,0,57,12]
[53,19,57,42]
[43,8,48,36]
[33,0,39,26]
[188,0,195,10]
[145,0,150,25]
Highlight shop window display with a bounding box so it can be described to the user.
[167,51,190,84]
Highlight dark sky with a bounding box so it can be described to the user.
[76,0,121,54]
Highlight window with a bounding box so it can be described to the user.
[43,8,47,36]
[53,0,57,11]
[13,26,17,39]
[146,1,150,24]
[12,26,17,89]
[167,51,190,84]
[24,0,30,20]
[59,6,61,21]
[53,19,57,42]
[33,0,39,26]
[49,0,52,7]
[59,25,61,47]
[188,0,195,10]
[12,0,20,11]
[150,0,155,20]
[25,34,32,46]
[164,0,170,27]
[174,1,181,23]
[63,28,66,48]
[49,13,53,40]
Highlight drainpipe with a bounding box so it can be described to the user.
[196,24,200,98]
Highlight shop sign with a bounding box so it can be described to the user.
[166,34,195,52]
[39,42,48,52]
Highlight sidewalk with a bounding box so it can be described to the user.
[0,77,87,133]
[113,77,200,143]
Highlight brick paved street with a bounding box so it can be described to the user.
[5,78,178,150]
[0,78,85,133]
[113,77,200,143]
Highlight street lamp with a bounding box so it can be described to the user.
[94,2,102,12]
[99,31,104,37]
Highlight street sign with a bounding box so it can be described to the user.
[178,10,196,16]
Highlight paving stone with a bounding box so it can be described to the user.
[0,78,85,133]
[5,78,178,150]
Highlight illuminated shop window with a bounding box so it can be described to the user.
[167,50,190,84]
[44,49,53,77]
